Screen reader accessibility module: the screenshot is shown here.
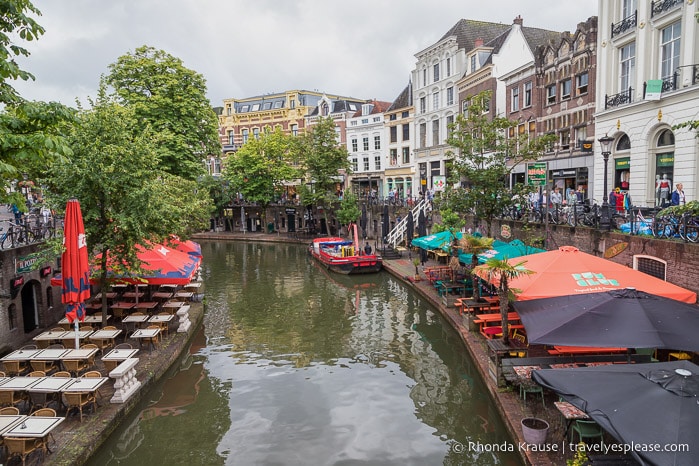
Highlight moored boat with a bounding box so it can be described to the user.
[308,225,382,275]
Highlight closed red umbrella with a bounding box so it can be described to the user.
[62,199,91,348]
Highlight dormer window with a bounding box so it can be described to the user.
[470,55,477,73]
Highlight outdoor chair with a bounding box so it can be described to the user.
[3,360,27,377]
[114,343,132,350]
[0,390,27,411]
[28,370,46,378]
[519,381,545,408]
[63,391,96,422]
[571,419,605,447]
[4,437,43,466]
[47,344,65,349]
[84,370,105,404]
[30,407,58,453]
[30,359,56,375]
[0,406,19,415]
[20,345,38,350]
[0,370,5,377]
[142,325,162,351]
[62,359,88,377]
[52,371,71,378]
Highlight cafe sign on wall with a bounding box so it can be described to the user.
[527,162,547,186]
[15,255,39,274]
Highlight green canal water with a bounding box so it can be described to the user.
[87,240,523,466]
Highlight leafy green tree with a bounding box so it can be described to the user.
[198,174,236,229]
[445,91,553,236]
[478,257,533,344]
[459,235,494,302]
[0,0,44,105]
[223,128,301,226]
[298,116,351,232]
[104,45,221,179]
[335,192,361,235]
[673,120,699,137]
[44,91,210,319]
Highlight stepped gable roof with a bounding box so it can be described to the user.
[437,19,510,52]
[386,84,412,112]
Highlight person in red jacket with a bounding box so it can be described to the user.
[615,188,625,213]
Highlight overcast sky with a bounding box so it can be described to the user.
[14,0,597,108]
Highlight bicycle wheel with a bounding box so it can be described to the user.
[0,231,10,249]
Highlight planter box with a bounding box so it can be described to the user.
[441,294,460,308]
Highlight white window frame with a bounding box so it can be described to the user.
[620,42,636,92]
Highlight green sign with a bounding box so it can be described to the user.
[615,157,630,170]
[16,255,38,274]
[657,153,674,167]
[645,80,663,101]
[527,162,547,186]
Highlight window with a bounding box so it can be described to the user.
[620,42,636,92]
[390,126,397,143]
[433,92,439,110]
[251,104,260,111]
[462,99,470,118]
[574,126,587,145]
[226,104,232,116]
[483,96,491,114]
[561,79,572,99]
[363,158,369,171]
[576,73,588,95]
[351,139,358,152]
[351,158,358,172]
[291,124,298,137]
[524,82,532,107]
[446,87,454,106]
[546,85,556,104]
[432,119,439,146]
[470,55,476,73]
[419,123,426,148]
[290,99,296,109]
[389,114,397,121]
[401,111,409,118]
[363,137,369,151]
[262,102,272,110]
[402,124,409,141]
[373,116,380,122]
[446,57,451,76]
[622,0,637,19]
[361,118,369,124]
[351,121,358,126]
[390,149,398,165]
[227,130,235,145]
[433,63,440,82]
[242,129,249,144]
[253,128,260,140]
[419,97,426,113]
[446,115,454,135]
[402,147,410,164]
[511,87,520,112]
[374,155,381,170]
[273,100,283,109]
[422,68,427,87]
[240,105,250,112]
[660,22,681,82]
[374,135,381,150]
[560,130,571,150]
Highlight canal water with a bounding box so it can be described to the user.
[87,241,522,466]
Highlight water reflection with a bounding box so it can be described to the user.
[88,241,521,466]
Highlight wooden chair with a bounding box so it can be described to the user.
[27,370,46,378]
[79,325,93,332]
[30,360,56,375]
[0,406,19,415]
[52,371,71,378]
[0,390,26,411]
[62,359,88,377]
[63,391,95,422]
[20,345,38,350]
[83,370,105,403]
[0,370,5,377]
[47,343,65,349]
[3,360,27,377]
[114,343,132,350]
[31,407,58,452]
[155,312,171,337]
[4,437,43,465]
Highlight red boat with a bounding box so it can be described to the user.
[308,225,382,275]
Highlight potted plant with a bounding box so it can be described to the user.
[412,258,421,281]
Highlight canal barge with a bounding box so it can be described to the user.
[308,225,382,275]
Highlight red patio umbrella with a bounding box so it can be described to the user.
[62,199,91,349]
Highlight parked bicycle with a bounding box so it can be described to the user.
[0,221,35,249]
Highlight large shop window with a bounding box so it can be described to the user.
[654,129,674,207]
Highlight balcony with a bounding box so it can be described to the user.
[651,0,682,18]
[605,87,633,110]
[660,74,678,92]
[611,11,636,38]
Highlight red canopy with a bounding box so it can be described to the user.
[475,246,696,303]
[167,235,202,258]
[61,199,90,323]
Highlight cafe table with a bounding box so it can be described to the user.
[101,348,139,372]
[134,301,158,312]
[0,377,11,386]
[174,291,194,301]
[161,301,183,314]
[3,415,65,453]
[110,301,136,320]
[1,349,43,361]
[32,329,67,345]
[61,348,98,361]
[555,401,590,438]
[62,377,108,393]
[152,291,174,301]
[26,376,75,393]
[0,414,26,436]
[130,328,161,352]
[184,281,202,291]
[92,292,117,301]
[121,292,144,301]
[0,377,42,391]
[122,314,150,334]
[31,348,70,361]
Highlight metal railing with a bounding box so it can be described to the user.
[611,11,637,38]
[385,198,431,248]
[605,87,633,110]
[651,0,682,18]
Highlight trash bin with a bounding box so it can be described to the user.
[267,222,274,233]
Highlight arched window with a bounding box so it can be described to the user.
[616,134,630,151]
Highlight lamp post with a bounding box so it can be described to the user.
[598,135,614,230]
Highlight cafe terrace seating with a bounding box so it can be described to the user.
[4,436,43,466]
[63,391,96,422]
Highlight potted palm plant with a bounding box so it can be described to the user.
[412,257,421,281]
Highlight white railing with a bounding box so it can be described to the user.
[385,198,430,248]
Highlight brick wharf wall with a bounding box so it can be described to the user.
[475,217,699,298]
[0,243,63,354]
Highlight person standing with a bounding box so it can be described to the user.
[671,183,686,206]
[550,187,562,208]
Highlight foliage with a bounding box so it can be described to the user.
[104,45,221,179]
[43,91,209,317]
[445,90,554,235]
[198,174,236,216]
[479,257,533,343]
[566,443,589,466]
[222,128,300,217]
[672,120,699,138]
[0,0,45,105]
[658,200,699,216]
[335,192,361,228]
[0,100,75,205]
[459,235,494,301]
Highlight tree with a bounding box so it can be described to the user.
[478,257,533,344]
[459,235,494,302]
[298,116,351,233]
[335,192,361,235]
[223,128,301,225]
[104,45,221,179]
[445,91,553,236]
[0,0,44,105]
[44,91,211,319]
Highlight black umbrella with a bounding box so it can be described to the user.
[381,204,389,243]
[406,211,414,243]
[512,288,699,351]
[418,209,427,265]
[533,360,699,466]
[360,204,367,238]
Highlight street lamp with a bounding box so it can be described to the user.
[598,135,614,230]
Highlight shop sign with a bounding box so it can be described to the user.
[433,176,446,191]
[579,140,593,152]
[526,162,547,186]
[40,266,52,277]
[16,255,38,274]
[603,242,628,259]
[10,275,24,299]
[657,153,674,167]
[500,224,512,239]
[552,169,577,178]
[645,80,663,101]
[615,158,630,170]
[285,208,297,214]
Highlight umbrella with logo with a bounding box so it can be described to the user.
[513,288,699,350]
[532,361,699,466]
[61,199,91,349]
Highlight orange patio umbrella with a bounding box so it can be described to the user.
[474,246,696,303]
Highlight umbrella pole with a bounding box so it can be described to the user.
[74,319,80,350]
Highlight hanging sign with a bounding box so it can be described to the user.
[527,162,547,186]
[40,266,52,277]
[645,80,663,101]
[10,276,24,299]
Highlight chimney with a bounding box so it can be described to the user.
[513,15,523,26]
[474,37,484,48]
